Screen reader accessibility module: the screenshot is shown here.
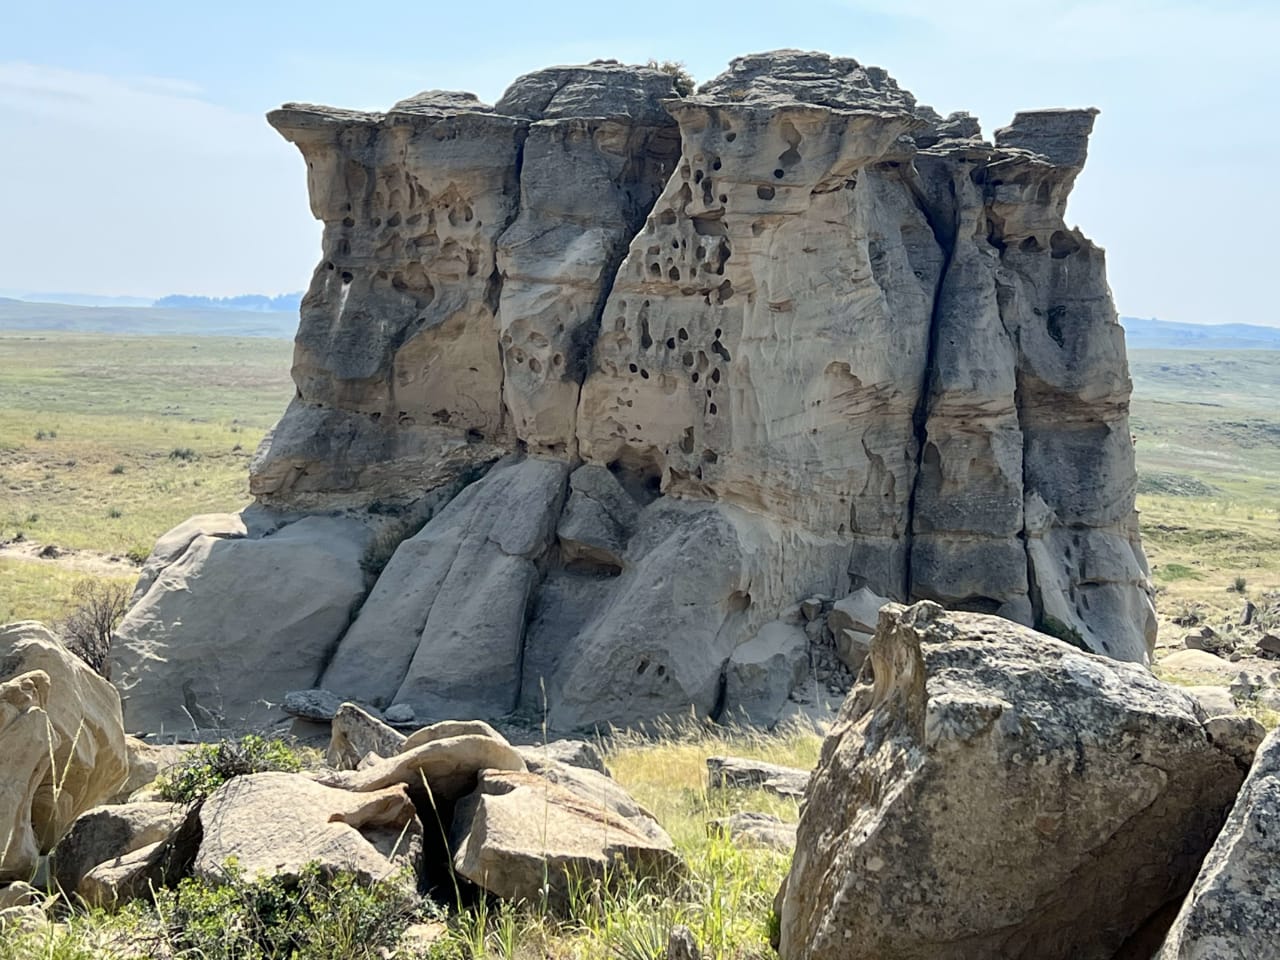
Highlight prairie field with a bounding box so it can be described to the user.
[1,330,1277,639]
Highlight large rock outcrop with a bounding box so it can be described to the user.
[777,602,1243,960]
[113,51,1155,733]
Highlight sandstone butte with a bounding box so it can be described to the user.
[109,51,1157,735]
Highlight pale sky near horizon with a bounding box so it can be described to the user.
[2,0,1276,325]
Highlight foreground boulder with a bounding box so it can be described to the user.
[779,602,1244,960]
[51,802,186,897]
[451,769,680,907]
[0,622,128,882]
[195,773,421,885]
[1157,727,1280,960]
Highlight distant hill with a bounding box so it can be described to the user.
[0,290,155,308]
[153,292,303,313]
[0,298,296,338]
[1120,316,1280,350]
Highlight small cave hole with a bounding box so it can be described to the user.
[682,351,694,367]
[341,271,353,284]
[628,363,639,373]
[666,337,676,350]
[1019,236,1044,254]
[325,262,335,271]
[640,368,650,379]
[668,267,681,282]
[711,368,721,383]
[757,185,775,200]
[773,169,784,179]
[725,131,737,142]
[702,449,718,464]
[691,371,700,383]
[709,402,717,415]
[678,327,689,341]
[712,159,722,171]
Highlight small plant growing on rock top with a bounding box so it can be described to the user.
[646,59,696,96]
[157,735,304,803]
[1229,575,1248,593]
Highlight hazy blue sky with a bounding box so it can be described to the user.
[2,0,1275,324]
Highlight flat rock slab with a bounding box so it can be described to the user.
[451,769,681,908]
[320,730,526,804]
[196,772,421,885]
[706,756,810,799]
[708,811,797,852]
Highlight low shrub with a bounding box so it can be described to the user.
[168,447,198,461]
[157,735,305,803]
[143,862,436,960]
[57,579,131,678]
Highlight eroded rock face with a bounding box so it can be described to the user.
[777,602,1243,960]
[121,50,1154,733]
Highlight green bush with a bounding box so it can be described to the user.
[143,862,436,960]
[645,59,695,96]
[168,446,198,461]
[1230,575,1248,593]
[157,735,304,803]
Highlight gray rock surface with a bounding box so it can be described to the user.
[326,703,407,770]
[708,811,797,852]
[450,769,680,908]
[282,689,349,722]
[1157,728,1280,960]
[706,756,809,799]
[778,601,1244,960]
[722,622,808,725]
[51,802,186,897]
[111,515,373,732]
[320,457,568,718]
[195,773,421,885]
[120,50,1155,734]
[516,739,610,776]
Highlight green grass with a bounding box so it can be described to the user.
[0,332,293,621]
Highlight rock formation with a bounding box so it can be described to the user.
[777,602,1244,960]
[111,51,1155,734]
[1,622,129,882]
[1157,727,1280,960]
